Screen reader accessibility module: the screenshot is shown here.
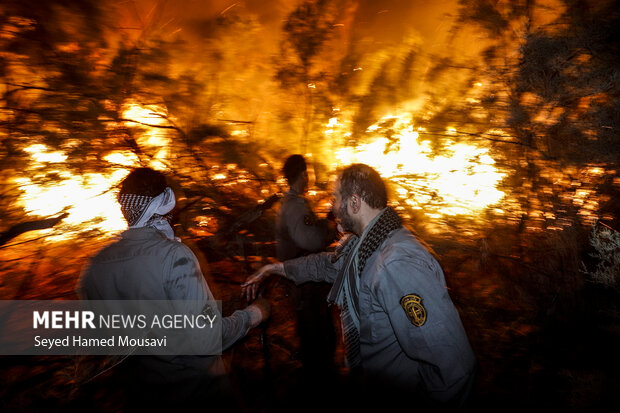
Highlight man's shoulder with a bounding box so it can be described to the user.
[280,193,312,218]
[90,229,188,262]
[281,192,308,207]
[365,228,442,290]
[375,227,436,266]
[87,237,127,262]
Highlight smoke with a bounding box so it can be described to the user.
[118,0,461,49]
[105,0,474,167]
[351,0,456,45]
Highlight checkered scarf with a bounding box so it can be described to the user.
[328,207,402,368]
[118,187,176,239]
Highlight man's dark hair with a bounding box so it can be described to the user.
[282,154,307,186]
[118,167,167,198]
[339,163,387,209]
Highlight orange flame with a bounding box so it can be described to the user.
[326,114,507,217]
[14,103,174,238]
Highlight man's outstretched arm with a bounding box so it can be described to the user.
[241,249,345,301]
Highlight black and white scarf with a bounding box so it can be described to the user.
[328,207,402,368]
[118,187,177,240]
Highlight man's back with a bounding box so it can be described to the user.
[79,227,210,302]
[275,190,327,260]
[79,167,269,410]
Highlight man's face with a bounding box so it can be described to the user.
[332,180,358,234]
[293,170,309,193]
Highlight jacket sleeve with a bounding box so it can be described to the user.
[284,199,327,252]
[282,251,342,285]
[165,243,253,351]
[283,233,357,285]
[374,257,475,402]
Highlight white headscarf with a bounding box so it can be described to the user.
[119,187,177,240]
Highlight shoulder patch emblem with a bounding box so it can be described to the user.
[400,294,427,327]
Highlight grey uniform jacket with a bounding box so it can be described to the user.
[78,227,254,377]
[275,189,327,260]
[283,226,476,403]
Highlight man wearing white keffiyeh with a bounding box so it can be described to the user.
[243,164,476,410]
[79,167,270,411]
[118,186,177,240]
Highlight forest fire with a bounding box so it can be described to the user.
[327,114,507,218]
[1,0,619,411]
[121,103,171,165]
[13,103,173,238]
[14,145,129,238]
[14,107,510,240]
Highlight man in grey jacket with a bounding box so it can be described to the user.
[276,155,335,383]
[79,167,270,410]
[243,163,476,409]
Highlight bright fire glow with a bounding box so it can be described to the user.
[14,156,129,239]
[329,114,507,217]
[24,144,67,163]
[15,106,508,241]
[122,104,171,170]
[103,151,139,166]
[14,103,173,239]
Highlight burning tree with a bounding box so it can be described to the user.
[0,0,282,304]
[453,0,619,226]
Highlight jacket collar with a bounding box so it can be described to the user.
[120,226,168,241]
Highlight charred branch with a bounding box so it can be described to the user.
[0,213,68,246]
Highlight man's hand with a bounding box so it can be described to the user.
[246,297,271,328]
[241,262,284,301]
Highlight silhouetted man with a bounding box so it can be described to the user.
[276,155,336,382]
